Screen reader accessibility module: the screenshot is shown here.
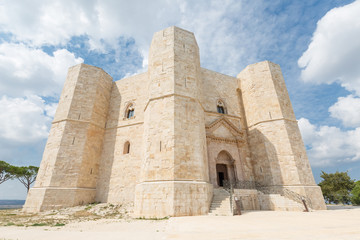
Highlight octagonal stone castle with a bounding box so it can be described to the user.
[23,26,326,216]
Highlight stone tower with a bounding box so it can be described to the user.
[23,64,112,212]
[237,61,325,210]
[134,27,212,217]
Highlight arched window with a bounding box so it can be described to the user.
[217,100,226,114]
[125,103,135,119]
[123,141,130,154]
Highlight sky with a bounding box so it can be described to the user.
[0,0,360,200]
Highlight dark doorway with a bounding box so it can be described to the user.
[216,164,228,187]
[218,172,225,186]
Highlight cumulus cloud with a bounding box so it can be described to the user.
[0,43,83,98]
[329,95,360,128]
[0,95,56,143]
[298,2,360,169]
[298,0,360,95]
[0,0,179,49]
[298,118,360,167]
[0,0,288,76]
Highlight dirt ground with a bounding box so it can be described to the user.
[0,205,359,240]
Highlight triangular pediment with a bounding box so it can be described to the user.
[212,125,235,139]
[206,116,244,141]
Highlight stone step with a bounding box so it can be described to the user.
[210,204,229,207]
[208,188,232,216]
[210,205,230,208]
[258,192,306,211]
[211,200,230,204]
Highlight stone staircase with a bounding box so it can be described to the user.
[208,188,232,216]
[258,192,306,211]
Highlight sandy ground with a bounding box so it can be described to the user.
[1,208,360,240]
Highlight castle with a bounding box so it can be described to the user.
[23,26,326,216]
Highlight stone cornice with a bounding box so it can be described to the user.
[206,135,245,144]
[247,117,297,129]
[204,111,241,120]
[206,116,245,137]
[52,118,105,129]
[106,121,144,130]
[143,93,205,112]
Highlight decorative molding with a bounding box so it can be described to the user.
[205,116,247,145]
[206,135,245,145]
[204,111,241,120]
[52,118,105,129]
[248,117,297,129]
[143,93,205,111]
[206,116,244,135]
[106,121,144,130]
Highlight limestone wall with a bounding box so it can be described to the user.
[96,72,148,204]
[233,189,260,211]
[201,68,253,185]
[23,64,113,212]
[134,26,212,217]
[201,68,244,129]
[237,61,326,210]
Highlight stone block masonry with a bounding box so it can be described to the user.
[23,64,113,212]
[23,26,326,215]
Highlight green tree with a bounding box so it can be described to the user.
[0,160,16,184]
[14,166,39,192]
[351,181,360,205]
[318,171,355,204]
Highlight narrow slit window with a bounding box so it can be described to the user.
[123,141,130,154]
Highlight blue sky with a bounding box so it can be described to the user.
[0,0,360,200]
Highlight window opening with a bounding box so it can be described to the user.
[217,100,226,114]
[126,103,135,119]
[123,141,130,154]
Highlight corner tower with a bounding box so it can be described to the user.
[23,64,113,212]
[237,61,326,210]
[134,27,212,217]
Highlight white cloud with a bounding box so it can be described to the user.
[0,0,96,46]
[0,43,83,98]
[0,95,54,143]
[0,0,179,48]
[298,118,360,167]
[297,118,316,145]
[0,0,181,73]
[0,0,282,76]
[329,95,360,128]
[298,0,360,95]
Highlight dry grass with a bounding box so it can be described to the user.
[0,203,130,227]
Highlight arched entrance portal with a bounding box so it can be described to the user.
[216,151,237,187]
[216,164,228,187]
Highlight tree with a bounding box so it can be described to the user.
[351,181,360,205]
[14,166,39,192]
[318,171,355,205]
[0,160,15,184]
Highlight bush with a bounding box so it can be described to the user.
[351,181,360,205]
[318,171,355,204]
